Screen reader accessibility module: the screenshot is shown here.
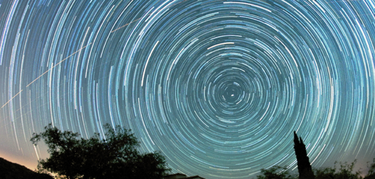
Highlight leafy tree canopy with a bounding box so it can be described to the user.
[31,124,170,179]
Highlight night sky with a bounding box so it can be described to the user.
[1,0,375,178]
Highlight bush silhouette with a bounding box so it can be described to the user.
[365,160,375,179]
[314,160,364,179]
[256,166,297,179]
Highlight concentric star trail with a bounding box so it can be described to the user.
[1,1,375,178]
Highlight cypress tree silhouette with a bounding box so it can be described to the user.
[294,131,315,179]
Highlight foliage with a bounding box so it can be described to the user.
[256,166,297,179]
[364,159,375,179]
[314,160,362,179]
[31,124,170,179]
[313,166,335,179]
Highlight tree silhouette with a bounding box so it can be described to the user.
[294,131,315,179]
[31,124,170,179]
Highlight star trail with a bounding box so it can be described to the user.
[1,0,375,178]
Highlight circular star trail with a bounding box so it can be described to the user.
[1,1,375,178]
